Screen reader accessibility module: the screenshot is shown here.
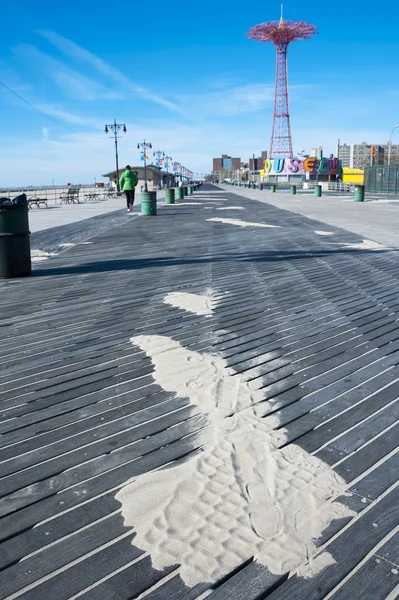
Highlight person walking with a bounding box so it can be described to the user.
[119,165,138,212]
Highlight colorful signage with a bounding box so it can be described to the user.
[262,157,340,176]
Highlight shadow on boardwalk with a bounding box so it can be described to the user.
[33,248,396,277]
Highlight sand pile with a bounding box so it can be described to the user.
[116,293,353,586]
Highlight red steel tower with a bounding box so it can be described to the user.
[247,14,317,158]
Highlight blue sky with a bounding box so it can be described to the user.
[1,0,399,186]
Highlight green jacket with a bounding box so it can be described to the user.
[120,169,138,191]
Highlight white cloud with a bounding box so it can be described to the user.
[38,30,181,113]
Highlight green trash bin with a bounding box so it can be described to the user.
[141,191,157,216]
[290,185,297,195]
[165,188,175,204]
[183,186,188,196]
[175,187,184,200]
[354,185,365,202]
[314,184,322,197]
[188,186,193,195]
[0,198,31,278]
[271,184,276,193]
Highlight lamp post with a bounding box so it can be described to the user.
[153,149,165,188]
[104,119,127,193]
[173,161,181,186]
[137,140,152,192]
[388,125,399,165]
[164,155,172,187]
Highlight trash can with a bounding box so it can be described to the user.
[188,186,193,195]
[290,185,297,195]
[183,186,188,196]
[165,188,175,204]
[0,193,31,278]
[354,185,365,202]
[175,187,184,200]
[314,184,322,197]
[271,184,276,193]
[141,191,157,216]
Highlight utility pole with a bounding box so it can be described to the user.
[105,119,127,193]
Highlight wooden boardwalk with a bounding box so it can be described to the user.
[0,184,398,599]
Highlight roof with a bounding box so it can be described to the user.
[102,165,173,178]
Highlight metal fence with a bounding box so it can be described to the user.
[0,185,114,203]
[364,165,399,194]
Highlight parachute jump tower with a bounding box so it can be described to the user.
[247,8,317,158]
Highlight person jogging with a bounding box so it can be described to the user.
[119,166,138,212]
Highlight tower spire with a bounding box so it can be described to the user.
[280,3,284,24]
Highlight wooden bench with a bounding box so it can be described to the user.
[59,189,80,204]
[84,193,100,201]
[28,197,48,209]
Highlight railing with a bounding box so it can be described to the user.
[0,185,116,204]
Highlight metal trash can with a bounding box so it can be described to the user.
[0,193,31,278]
[183,186,188,196]
[141,191,157,216]
[290,185,297,195]
[314,184,322,197]
[271,184,276,193]
[354,185,365,202]
[165,188,175,204]
[188,186,193,195]
[175,187,184,200]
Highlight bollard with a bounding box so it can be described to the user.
[290,185,297,195]
[314,184,322,198]
[165,188,175,204]
[175,187,184,200]
[271,184,276,193]
[354,185,365,202]
[141,191,157,215]
[0,194,31,278]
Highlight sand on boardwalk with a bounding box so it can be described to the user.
[207,217,281,229]
[164,292,213,316]
[116,293,353,587]
[333,239,388,251]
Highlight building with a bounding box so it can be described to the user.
[337,143,351,168]
[102,165,176,191]
[310,147,323,159]
[338,141,399,168]
[212,154,241,173]
[248,151,267,172]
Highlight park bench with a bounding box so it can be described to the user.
[59,188,80,204]
[28,196,48,209]
[84,192,100,201]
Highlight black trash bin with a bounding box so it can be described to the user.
[0,193,31,278]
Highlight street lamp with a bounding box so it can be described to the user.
[388,125,399,165]
[153,149,165,188]
[105,119,127,193]
[173,161,181,186]
[164,155,172,187]
[137,139,152,192]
